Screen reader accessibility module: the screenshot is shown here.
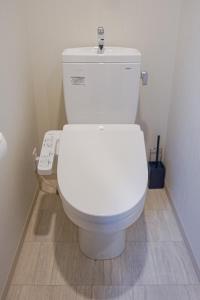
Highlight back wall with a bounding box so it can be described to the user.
[26,0,181,154]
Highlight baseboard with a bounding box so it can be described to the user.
[1,185,40,300]
[165,183,200,281]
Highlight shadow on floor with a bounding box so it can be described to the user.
[33,192,148,299]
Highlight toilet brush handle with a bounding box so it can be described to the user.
[155,135,160,167]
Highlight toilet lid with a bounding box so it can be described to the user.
[58,124,148,218]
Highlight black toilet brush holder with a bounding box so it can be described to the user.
[148,135,166,189]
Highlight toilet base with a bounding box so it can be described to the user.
[79,228,126,260]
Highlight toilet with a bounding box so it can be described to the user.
[58,47,148,259]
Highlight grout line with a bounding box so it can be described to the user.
[7,283,200,287]
[20,240,189,245]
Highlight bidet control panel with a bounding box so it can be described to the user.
[38,130,61,175]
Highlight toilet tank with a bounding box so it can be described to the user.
[62,47,141,123]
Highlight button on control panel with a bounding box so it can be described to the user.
[38,130,61,175]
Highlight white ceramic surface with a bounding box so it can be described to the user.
[79,228,126,260]
[58,124,147,259]
[62,47,141,63]
[62,47,141,123]
[58,124,147,219]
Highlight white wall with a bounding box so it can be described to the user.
[165,0,200,269]
[26,0,181,152]
[0,0,38,296]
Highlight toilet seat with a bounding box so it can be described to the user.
[57,124,148,231]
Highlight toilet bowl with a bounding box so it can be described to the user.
[57,124,148,259]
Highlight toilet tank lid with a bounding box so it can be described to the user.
[62,47,141,63]
[57,124,148,218]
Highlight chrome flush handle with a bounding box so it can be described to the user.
[97,26,104,53]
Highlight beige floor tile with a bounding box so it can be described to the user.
[92,286,134,300]
[40,193,62,211]
[102,242,157,285]
[145,189,171,210]
[92,260,105,285]
[103,258,122,285]
[6,285,200,300]
[56,211,78,242]
[121,242,157,285]
[12,242,55,285]
[76,286,93,299]
[50,241,198,286]
[15,285,92,300]
[151,242,199,284]
[126,212,147,242]
[121,241,199,285]
[51,243,122,285]
[12,242,41,285]
[134,285,200,300]
[34,192,61,213]
[127,209,182,242]
[73,248,95,285]
[185,285,200,299]
[34,242,55,284]
[19,285,51,300]
[158,209,182,241]
[6,285,22,300]
[25,210,59,242]
[25,209,77,242]
[19,285,76,300]
[50,243,79,285]
[32,191,45,213]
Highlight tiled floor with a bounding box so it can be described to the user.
[5,190,200,299]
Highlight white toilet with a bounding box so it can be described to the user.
[58,47,148,259]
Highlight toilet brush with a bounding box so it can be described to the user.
[148,135,165,189]
[155,135,160,167]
